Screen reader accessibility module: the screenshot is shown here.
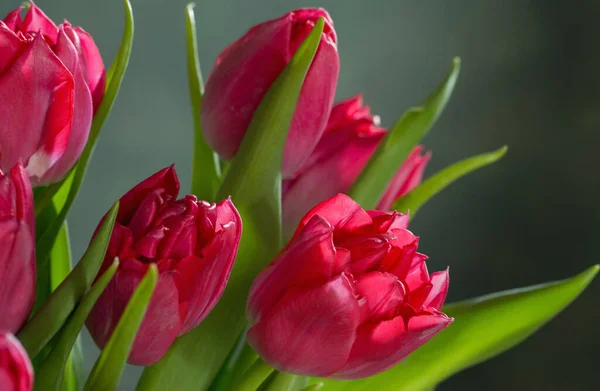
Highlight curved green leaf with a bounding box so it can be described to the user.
[186,3,221,201]
[35,0,134,266]
[18,202,119,357]
[138,17,325,391]
[348,58,461,209]
[34,260,119,391]
[84,265,158,391]
[393,146,507,218]
[320,265,599,391]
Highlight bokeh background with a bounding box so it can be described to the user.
[3,0,599,389]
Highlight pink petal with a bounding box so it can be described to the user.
[71,26,105,111]
[0,34,74,177]
[247,274,361,377]
[34,27,93,185]
[0,221,35,333]
[422,269,449,310]
[247,215,336,324]
[2,7,23,31]
[295,194,372,238]
[177,217,240,333]
[355,271,406,321]
[21,1,58,43]
[377,146,431,211]
[86,259,181,366]
[118,166,180,224]
[334,313,452,379]
[0,22,23,73]
[0,164,35,230]
[0,332,34,391]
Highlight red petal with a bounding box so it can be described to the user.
[118,166,180,224]
[355,271,406,321]
[247,274,361,377]
[35,27,93,185]
[0,34,74,179]
[71,26,105,111]
[21,1,58,43]
[0,221,35,333]
[0,22,23,73]
[335,313,451,379]
[247,215,335,324]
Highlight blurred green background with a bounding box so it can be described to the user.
[2,0,599,389]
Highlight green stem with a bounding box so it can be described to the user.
[265,373,307,391]
[234,358,274,391]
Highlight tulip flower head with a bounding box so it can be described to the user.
[282,95,431,231]
[0,1,105,185]
[201,8,339,178]
[86,166,242,366]
[247,194,451,379]
[0,332,33,391]
[0,163,35,334]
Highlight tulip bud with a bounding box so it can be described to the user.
[0,163,35,333]
[0,332,34,391]
[282,95,430,230]
[201,8,339,178]
[247,194,451,379]
[0,2,106,185]
[86,166,242,366]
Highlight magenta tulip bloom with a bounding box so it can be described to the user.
[282,95,430,230]
[247,194,451,379]
[0,163,35,333]
[201,8,339,178]
[0,332,33,391]
[0,2,105,185]
[86,166,242,366]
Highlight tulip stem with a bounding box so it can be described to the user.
[233,358,274,391]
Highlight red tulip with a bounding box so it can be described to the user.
[0,1,105,185]
[0,332,33,391]
[0,163,35,333]
[282,95,430,230]
[86,166,242,366]
[247,194,451,379]
[201,8,339,178]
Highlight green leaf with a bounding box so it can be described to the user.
[34,260,119,391]
[234,359,275,391]
[186,3,221,201]
[319,265,599,391]
[348,58,461,209]
[35,0,134,267]
[264,373,308,391]
[84,265,158,391]
[393,146,508,218]
[137,17,325,391]
[18,203,119,358]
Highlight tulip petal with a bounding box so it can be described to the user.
[247,274,361,377]
[355,272,406,321]
[0,34,74,177]
[0,164,34,230]
[118,165,180,223]
[422,269,449,310]
[335,313,451,379]
[0,22,23,73]
[247,215,336,324]
[2,7,23,31]
[87,258,181,366]
[71,26,106,111]
[297,194,372,237]
[33,27,93,185]
[21,1,58,43]
[377,147,431,210]
[0,221,35,333]
[0,332,34,391]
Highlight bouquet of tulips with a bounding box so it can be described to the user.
[0,1,597,390]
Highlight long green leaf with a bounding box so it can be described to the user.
[35,0,134,266]
[137,18,325,391]
[84,265,158,391]
[18,202,119,358]
[348,58,461,209]
[34,260,119,391]
[320,265,599,391]
[393,146,507,218]
[186,3,221,200]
